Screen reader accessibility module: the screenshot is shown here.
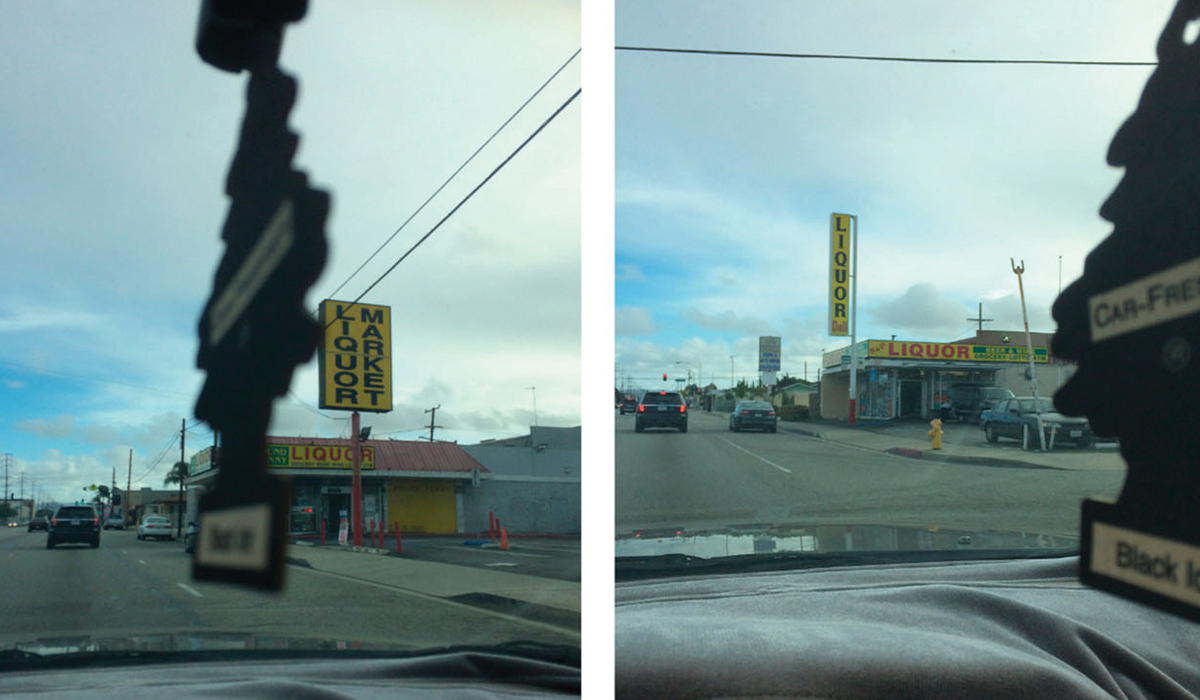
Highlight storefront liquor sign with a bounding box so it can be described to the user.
[267,444,376,469]
[866,340,1049,364]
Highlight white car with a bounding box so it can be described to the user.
[137,515,174,541]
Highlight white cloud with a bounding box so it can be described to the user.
[617,264,645,282]
[616,306,658,336]
[867,284,973,337]
[15,415,74,439]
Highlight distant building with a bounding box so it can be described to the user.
[185,437,486,537]
[462,426,580,535]
[821,331,1073,421]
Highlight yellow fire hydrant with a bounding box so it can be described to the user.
[928,418,944,450]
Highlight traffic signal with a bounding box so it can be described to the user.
[663,373,667,381]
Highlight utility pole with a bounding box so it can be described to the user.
[178,418,186,538]
[527,386,538,426]
[967,302,993,333]
[1057,255,1063,392]
[1012,259,1046,451]
[127,449,132,524]
[2,453,10,507]
[425,405,440,443]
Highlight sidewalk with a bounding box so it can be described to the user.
[695,409,1123,472]
[774,416,1126,472]
[284,540,580,625]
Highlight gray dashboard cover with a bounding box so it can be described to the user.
[616,557,1200,699]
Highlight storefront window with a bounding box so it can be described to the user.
[290,487,318,534]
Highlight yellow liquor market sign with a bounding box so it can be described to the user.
[866,340,1049,363]
[267,443,375,470]
[318,299,393,412]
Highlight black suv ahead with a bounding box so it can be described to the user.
[635,391,688,433]
[46,505,101,549]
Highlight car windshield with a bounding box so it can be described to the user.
[1,0,580,669]
[1017,398,1057,414]
[615,0,1149,563]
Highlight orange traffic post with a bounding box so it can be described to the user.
[499,526,509,551]
[320,520,326,546]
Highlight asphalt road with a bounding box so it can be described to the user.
[0,527,577,650]
[615,411,1126,538]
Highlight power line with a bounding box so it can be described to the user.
[615,45,1157,66]
[330,87,582,325]
[286,390,349,421]
[133,431,180,484]
[319,48,581,312]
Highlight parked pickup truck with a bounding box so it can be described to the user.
[980,396,1094,448]
[951,384,1014,424]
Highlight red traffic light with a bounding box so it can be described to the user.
[662,373,667,381]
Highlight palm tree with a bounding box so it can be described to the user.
[164,461,188,487]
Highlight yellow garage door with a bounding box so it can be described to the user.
[386,479,456,533]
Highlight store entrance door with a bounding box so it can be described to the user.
[899,380,924,418]
[325,493,350,539]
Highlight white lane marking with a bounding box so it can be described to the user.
[485,562,520,567]
[177,583,204,598]
[717,436,792,473]
[137,560,147,565]
[489,550,553,559]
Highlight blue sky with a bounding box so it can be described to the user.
[1,1,580,506]
[615,0,1177,393]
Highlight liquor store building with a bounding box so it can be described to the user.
[820,331,1070,421]
[184,437,487,537]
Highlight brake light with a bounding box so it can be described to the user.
[51,518,58,527]
[679,405,686,413]
[767,411,776,417]
[740,410,750,416]
[637,404,644,412]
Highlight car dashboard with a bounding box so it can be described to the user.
[616,554,1200,698]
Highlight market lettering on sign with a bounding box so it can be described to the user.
[317,299,393,412]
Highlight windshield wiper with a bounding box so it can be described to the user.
[615,548,1079,582]
[0,639,580,679]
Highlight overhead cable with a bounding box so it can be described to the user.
[332,87,582,324]
[319,48,582,312]
[616,45,1156,66]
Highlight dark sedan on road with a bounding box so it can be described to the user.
[729,400,778,433]
[619,395,639,414]
[980,396,1094,448]
[27,511,52,532]
[635,391,688,432]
